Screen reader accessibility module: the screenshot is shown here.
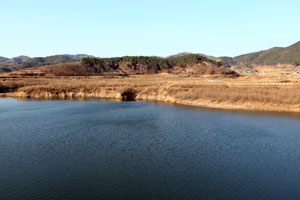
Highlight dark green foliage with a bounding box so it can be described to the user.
[168,54,213,67]
[81,54,220,71]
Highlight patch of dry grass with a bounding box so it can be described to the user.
[173,86,300,105]
[1,74,300,110]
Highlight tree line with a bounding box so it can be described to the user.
[81,54,223,71]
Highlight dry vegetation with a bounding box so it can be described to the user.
[1,67,300,113]
[41,62,100,76]
[173,85,300,105]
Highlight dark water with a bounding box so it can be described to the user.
[1,98,300,200]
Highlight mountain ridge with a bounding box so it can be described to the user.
[0,54,93,72]
[219,41,300,67]
[1,40,300,73]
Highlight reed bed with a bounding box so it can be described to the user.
[1,74,300,109]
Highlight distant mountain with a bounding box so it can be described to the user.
[22,55,75,68]
[11,56,31,64]
[0,55,85,72]
[63,54,94,61]
[220,41,300,67]
[0,56,10,63]
[0,56,31,64]
[0,54,93,65]
[1,40,300,73]
[167,52,194,58]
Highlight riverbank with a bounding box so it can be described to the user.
[3,93,300,113]
[1,73,300,113]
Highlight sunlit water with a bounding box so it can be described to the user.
[1,98,300,200]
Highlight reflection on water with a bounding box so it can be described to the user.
[1,98,300,200]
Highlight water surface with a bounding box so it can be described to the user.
[1,98,300,200]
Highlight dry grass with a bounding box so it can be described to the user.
[173,86,300,105]
[41,62,100,76]
[1,73,300,111]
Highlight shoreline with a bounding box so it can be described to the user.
[1,73,300,114]
[2,90,300,114]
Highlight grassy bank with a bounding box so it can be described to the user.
[1,73,300,113]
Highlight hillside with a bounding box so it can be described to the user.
[11,56,31,64]
[0,56,31,64]
[40,54,238,77]
[0,54,92,72]
[2,40,300,73]
[63,54,94,60]
[22,55,75,68]
[0,57,10,63]
[220,41,300,67]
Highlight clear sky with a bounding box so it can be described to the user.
[1,0,300,58]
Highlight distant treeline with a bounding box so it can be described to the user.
[81,54,223,70]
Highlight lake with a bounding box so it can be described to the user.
[1,98,300,200]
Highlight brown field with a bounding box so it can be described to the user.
[1,65,300,113]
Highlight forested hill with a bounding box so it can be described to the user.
[81,54,222,69]
[76,54,237,76]
[2,40,300,73]
[219,41,300,67]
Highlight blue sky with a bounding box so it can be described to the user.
[1,0,300,58]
